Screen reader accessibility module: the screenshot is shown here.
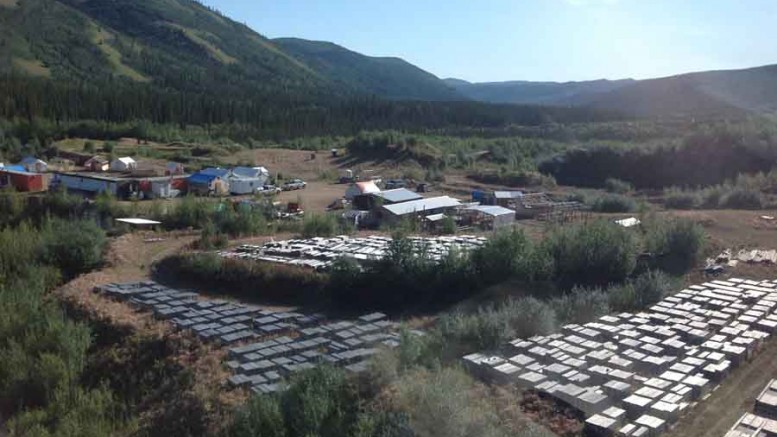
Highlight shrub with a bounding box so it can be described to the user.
[644,218,705,273]
[154,254,327,305]
[590,194,636,213]
[605,178,633,194]
[552,288,611,325]
[663,188,700,210]
[542,220,637,289]
[608,271,675,311]
[302,214,339,238]
[434,297,557,357]
[38,219,107,279]
[720,188,763,209]
[394,368,508,437]
[470,230,543,284]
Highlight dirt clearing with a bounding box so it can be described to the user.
[665,338,777,437]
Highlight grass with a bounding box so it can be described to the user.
[91,25,150,82]
[251,35,319,77]
[166,23,238,65]
[12,57,50,77]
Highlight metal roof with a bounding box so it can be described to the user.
[382,196,461,216]
[373,188,422,204]
[494,191,524,199]
[425,213,447,222]
[465,205,516,217]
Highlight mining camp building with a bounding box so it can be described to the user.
[380,196,461,224]
[463,205,516,230]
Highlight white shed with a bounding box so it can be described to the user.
[111,157,137,172]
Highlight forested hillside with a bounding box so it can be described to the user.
[274,38,464,101]
[451,65,777,117]
[445,78,634,105]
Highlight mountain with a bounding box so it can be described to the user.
[447,64,777,117]
[274,38,463,101]
[585,64,777,117]
[0,0,335,101]
[0,0,462,103]
[445,78,634,106]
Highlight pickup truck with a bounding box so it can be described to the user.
[282,179,307,191]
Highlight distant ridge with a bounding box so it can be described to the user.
[447,64,777,117]
[274,38,464,101]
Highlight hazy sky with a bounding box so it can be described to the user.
[202,0,777,83]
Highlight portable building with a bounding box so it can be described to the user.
[463,205,516,230]
[55,173,120,196]
[492,191,524,207]
[229,167,270,195]
[111,157,137,172]
[380,196,461,225]
[0,168,47,192]
[84,156,109,172]
[20,157,48,173]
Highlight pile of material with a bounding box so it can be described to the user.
[464,278,777,437]
[97,281,404,394]
[219,235,487,271]
[706,249,777,272]
[724,379,777,436]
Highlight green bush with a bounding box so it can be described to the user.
[38,219,107,280]
[590,194,636,213]
[664,188,700,210]
[433,297,557,358]
[154,254,328,305]
[605,178,633,194]
[552,288,611,325]
[542,220,637,289]
[302,214,340,238]
[644,218,705,273]
[608,271,675,311]
[720,188,764,209]
[470,230,549,284]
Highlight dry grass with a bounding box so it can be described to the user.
[13,57,50,77]
[55,231,248,424]
[665,337,777,437]
[166,23,238,65]
[0,0,18,8]
[91,26,150,82]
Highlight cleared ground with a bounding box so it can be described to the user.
[665,337,777,437]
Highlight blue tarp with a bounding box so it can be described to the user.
[0,165,27,173]
[199,168,230,178]
[189,173,217,185]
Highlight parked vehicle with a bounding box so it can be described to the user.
[282,179,307,191]
[385,179,407,189]
[256,184,281,195]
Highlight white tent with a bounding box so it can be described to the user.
[111,157,137,172]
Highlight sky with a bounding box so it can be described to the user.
[201,0,777,83]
